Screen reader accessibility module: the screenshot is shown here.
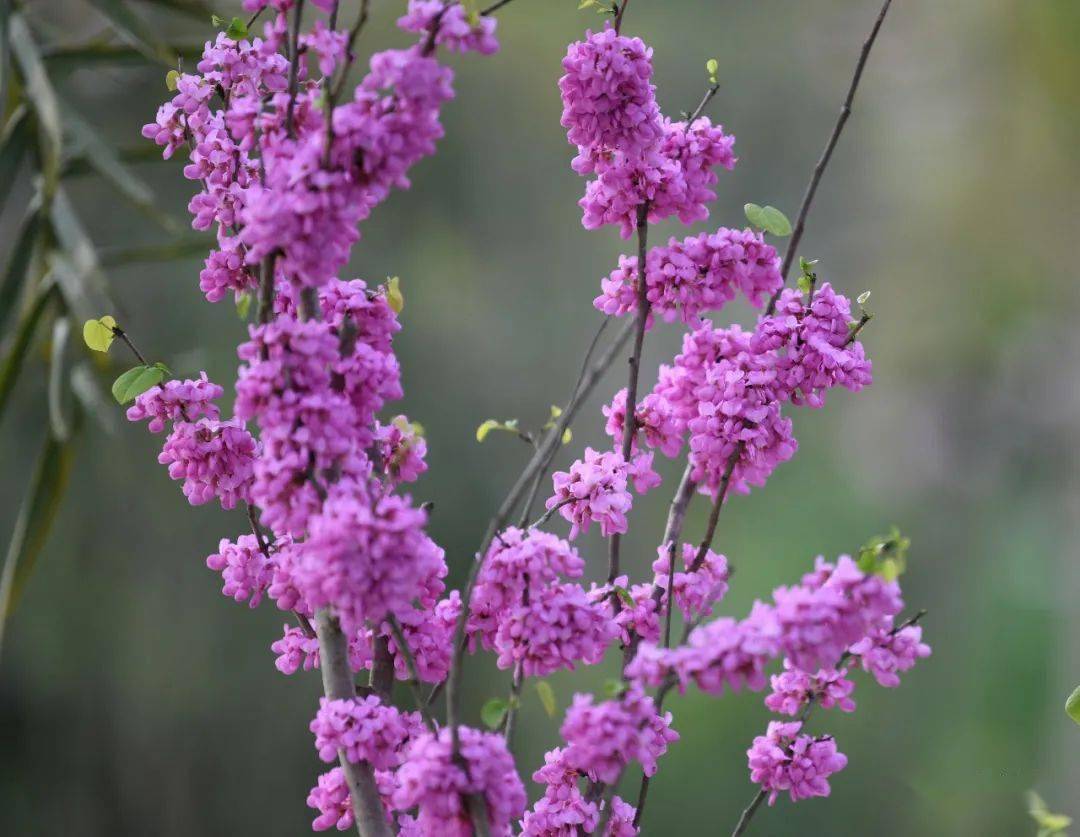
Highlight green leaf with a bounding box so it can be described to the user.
[480,697,508,730]
[111,364,165,404]
[165,68,180,90]
[744,203,792,236]
[1028,791,1072,835]
[613,585,635,608]
[857,290,872,306]
[211,13,225,26]
[9,15,63,194]
[84,0,176,66]
[857,527,909,581]
[0,428,76,657]
[535,680,557,717]
[706,58,719,76]
[561,427,572,445]
[82,315,117,353]
[0,205,43,336]
[0,283,57,420]
[236,292,252,320]
[1067,685,1080,726]
[476,419,520,443]
[796,273,812,295]
[225,16,248,40]
[385,276,404,314]
[759,205,792,237]
[602,678,628,699]
[578,0,598,9]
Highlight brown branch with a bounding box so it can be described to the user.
[607,203,651,584]
[613,0,630,33]
[386,615,437,731]
[688,447,740,572]
[314,610,394,837]
[764,0,896,315]
[284,0,306,138]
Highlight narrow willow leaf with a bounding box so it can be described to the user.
[0,283,57,419]
[48,317,71,440]
[0,205,43,335]
[0,107,31,207]
[63,105,177,232]
[83,0,176,66]
[9,15,62,193]
[480,697,508,730]
[534,680,556,718]
[50,189,118,322]
[98,237,208,268]
[0,428,76,658]
[111,364,164,404]
[131,0,215,21]
[70,361,119,434]
[42,42,203,74]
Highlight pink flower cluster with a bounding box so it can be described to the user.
[772,555,903,673]
[393,726,526,837]
[849,622,932,687]
[547,447,635,539]
[765,661,857,716]
[468,527,586,649]
[126,372,223,432]
[651,542,730,619]
[494,582,617,677]
[297,485,446,636]
[595,228,783,328]
[158,418,257,509]
[747,721,848,805]
[205,534,273,607]
[559,685,678,785]
[309,696,419,769]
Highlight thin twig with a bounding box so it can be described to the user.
[613,0,630,33]
[518,317,610,527]
[284,0,306,138]
[687,84,720,125]
[480,0,519,14]
[502,661,525,745]
[607,203,651,584]
[529,496,573,531]
[764,0,896,315]
[386,615,437,731]
[110,326,149,366]
[689,447,740,572]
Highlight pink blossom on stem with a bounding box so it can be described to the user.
[747,721,848,805]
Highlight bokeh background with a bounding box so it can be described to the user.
[3,0,1079,834]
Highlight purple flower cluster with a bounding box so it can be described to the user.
[547,447,634,539]
[297,485,446,636]
[205,534,273,607]
[765,661,857,716]
[398,1,500,56]
[747,721,848,805]
[849,622,932,687]
[595,228,782,328]
[309,696,419,769]
[393,726,526,837]
[126,372,223,432]
[158,418,257,509]
[559,685,678,785]
[651,543,730,619]
[494,582,617,677]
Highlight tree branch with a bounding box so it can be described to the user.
[764,0,895,315]
[314,610,394,837]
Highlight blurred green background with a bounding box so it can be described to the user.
[2,0,1079,834]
